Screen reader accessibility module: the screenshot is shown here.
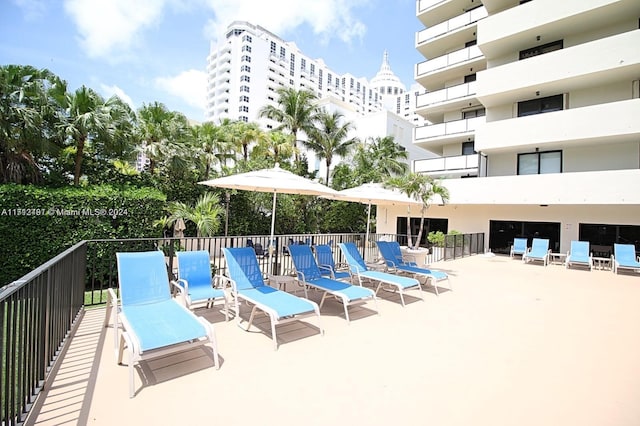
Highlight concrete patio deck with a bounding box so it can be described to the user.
[26,254,640,426]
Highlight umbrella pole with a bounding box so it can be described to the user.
[364,203,371,261]
[268,192,277,275]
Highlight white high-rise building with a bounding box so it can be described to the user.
[205,21,386,125]
[205,20,433,178]
[377,0,640,256]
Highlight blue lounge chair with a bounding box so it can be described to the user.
[613,243,640,274]
[288,245,377,322]
[566,241,593,271]
[338,242,422,307]
[222,247,323,350]
[510,238,528,259]
[523,238,550,266]
[174,250,228,319]
[313,244,351,281]
[376,241,450,295]
[108,251,219,398]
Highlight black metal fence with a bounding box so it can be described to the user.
[1,231,484,424]
[0,241,86,426]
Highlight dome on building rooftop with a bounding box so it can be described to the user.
[370,51,406,95]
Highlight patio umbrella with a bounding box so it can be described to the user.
[173,218,186,238]
[335,183,423,253]
[199,164,341,274]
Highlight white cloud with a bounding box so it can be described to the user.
[155,69,207,112]
[203,0,371,44]
[99,84,135,109]
[12,0,47,20]
[63,0,168,60]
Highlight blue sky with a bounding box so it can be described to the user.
[0,0,424,121]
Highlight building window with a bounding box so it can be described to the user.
[517,94,563,117]
[240,75,250,82]
[462,141,476,155]
[518,150,562,175]
[240,85,250,93]
[310,64,315,76]
[242,34,252,43]
[270,41,276,55]
[239,95,249,103]
[240,65,251,73]
[279,46,286,59]
[300,58,306,71]
[240,116,248,122]
[465,39,477,47]
[463,108,485,118]
[241,55,251,62]
[520,40,563,60]
[239,106,249,113]
[464,73,476,83]
[241,45,252,52]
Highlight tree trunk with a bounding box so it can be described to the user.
[415,207,427,250]
[406,216,414,249]
[73,135,86,185]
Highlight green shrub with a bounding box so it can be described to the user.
[0,184,166,285]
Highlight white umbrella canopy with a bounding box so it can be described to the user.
[335,183,423,252]
[199,164,341,273]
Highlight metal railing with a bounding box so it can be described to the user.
[1,241,86,426]
[1,231,484,423]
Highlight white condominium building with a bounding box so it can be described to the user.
[205,20,431,177]
[206,21,388,125]
[378,0,640,257]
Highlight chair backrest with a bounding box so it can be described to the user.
[570,241,589,258]
[288,245,323,281]
[513,238,528,252]
[116,251,171,307]
[223,247,266,291]
[314,245,336,270]
[176,251,211,289]
[376,241,404,267]
[531,238,549,253]
[254,243,264,256]
[338,242,368,273]
[614,243,637,262]
[246,239,254,248]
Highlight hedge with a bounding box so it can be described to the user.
[0,184,166,286]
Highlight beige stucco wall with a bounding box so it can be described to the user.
[376,203,640,254]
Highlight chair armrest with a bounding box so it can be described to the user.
[402,253,418,264]
[318,264,334,276]
[214,274,233,290]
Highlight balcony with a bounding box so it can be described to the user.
[475,98,640,152]
[5,233,640,424]
[478,0,640,59]
[477,30,640,107]
[416,0,479,27]
[442,168,640,204]
[415,45,484,90]
[414,153,481,177]
[416,7,487,59]
[414,116,485,150]
[416,81,477,114]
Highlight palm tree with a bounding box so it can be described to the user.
[54,85,120,185]
[192,122,233,179]
[366,136,409,177]
[0,65,62,183]
[250,130,294,165]
[258,87,318,162]
[136,102,190,174]
[386,172,450,249]
[305,111,358,185]
[166,192,224,237]
[232,121,265,162]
